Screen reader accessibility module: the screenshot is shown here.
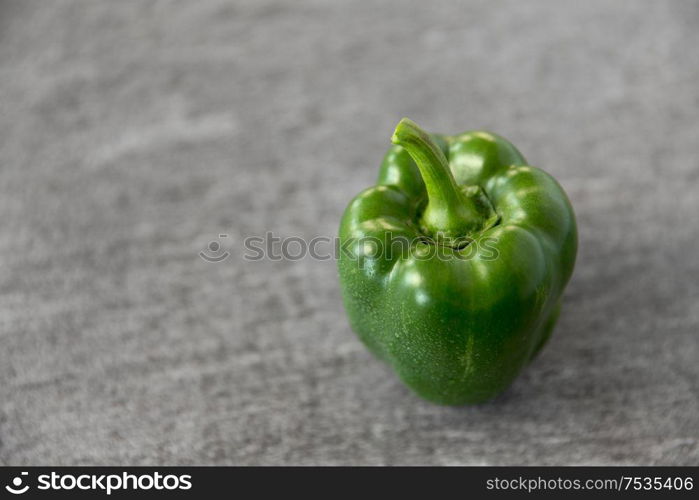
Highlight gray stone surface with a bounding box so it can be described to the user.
[1,0,698,465]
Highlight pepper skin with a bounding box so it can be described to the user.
[338,118,577,405]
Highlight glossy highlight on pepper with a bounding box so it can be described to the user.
[338,118,577,405]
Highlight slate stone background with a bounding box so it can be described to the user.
[1,0,698,465]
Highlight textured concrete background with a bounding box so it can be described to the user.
[1,0,698,465]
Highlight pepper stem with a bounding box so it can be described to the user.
[391,118,486,239]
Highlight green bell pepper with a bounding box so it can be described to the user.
[338,118,577,405]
